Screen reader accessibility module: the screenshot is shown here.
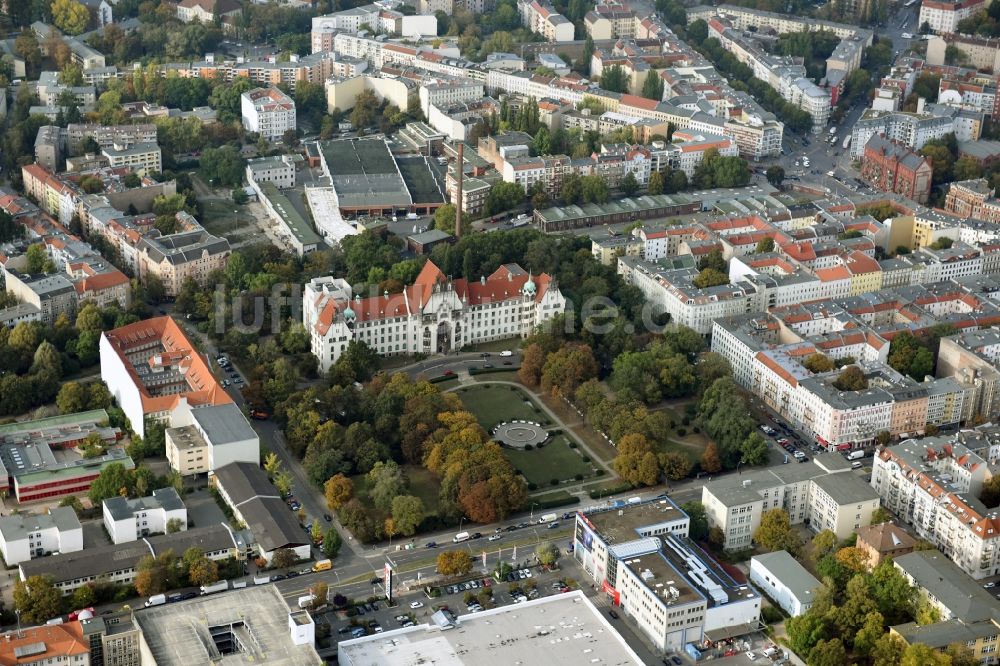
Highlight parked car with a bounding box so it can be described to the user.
[410,601,423,609]
[608,610,619,619]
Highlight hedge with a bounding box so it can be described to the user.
[531,494,580,510]
[588,483,635,499]
[469,366,519,376]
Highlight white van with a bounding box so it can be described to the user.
[499,350,513,357]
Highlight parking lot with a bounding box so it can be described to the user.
[326,563,576,639]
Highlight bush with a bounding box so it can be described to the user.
[574,474,584,481]
[533,494,580,510]
[550,479,559,486]
[761,605,785,624]
[682,416,691,425]
[581,455,591,462]
[528,482,538,491]
[596,469,605,476]
[693,426,700,434]
[524,444,533,450]
[568,441,577,448]
[677,428,687,436]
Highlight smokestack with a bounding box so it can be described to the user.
[456,143,464,239]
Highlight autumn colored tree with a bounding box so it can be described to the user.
[700,441,722,473]
[834,546,868,574]
[613,433,660,486]
[271,548,298,570]
[518,343,547,386]
[833,365,868,391]
[802,353,834,374]
[540,344,598,398]
[134,551,179,596]
[753,508,800,554]
[659,451,693,480]
[437,550,473,576]
[13,576,62,624]
[188,556,220,587]
[810,529,838,563]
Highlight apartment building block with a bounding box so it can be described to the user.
[241,87,296,140]
[0,508,82,566]
[860,134,933,204]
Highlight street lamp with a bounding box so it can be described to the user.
[233,209,238,231]
[529,502,538,522]
[459,516,465,534]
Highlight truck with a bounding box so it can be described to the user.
[847,450,865,460]
[453,531,470,543]
[145,594,167,608]
[312,559,332,572]
[537,513,558,524]
[200,580,229,595]
[253,574,271,586]
[406,212,419,220]
[298,594,316,609]
[828,126,837,136]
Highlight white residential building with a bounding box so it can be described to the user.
[518,0,575,42]
[749,551,821,617]
[246,154,296,189]
[919,0,987,34]
[241,87,296,140]
[0,508,83,566]
[102,487,188,545]
[101,142,162,175]
[871,439,1000,580]
[304,261,565,372]
[701,454,880,550]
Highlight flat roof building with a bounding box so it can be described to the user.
[749,551,821,617]
[338,590,644,665]
[135,585,322,665]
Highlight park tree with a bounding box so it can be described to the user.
[324,473,354,510]
[200,146,246,188]
[518,343,547,386]
[870,632,906,666]
[166,517,185,533]
[701,441,722,473]
[13,576,62,624]
[390,495,424,536]
[786,611,831,656]
[613,433,660,486]
[740,432,769,466]
[754,508,800,554]
[659,451,693,480]
[437,550,473,576]
[367,461,408,512]
[540,344,598,398]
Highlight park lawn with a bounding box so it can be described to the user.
[653,439,701,464]
[351,464,442,519]
[457,384,549,430]
[503,435,594,487]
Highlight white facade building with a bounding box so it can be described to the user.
[246,154,296,189]
[871,439,1000,580]
[749,551,821,617]
[0,507,83,566]
[102,487,188,545]
[241,87,296,140]
[919,0,986,34]
[304,261,566,372]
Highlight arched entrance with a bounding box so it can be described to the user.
[436,321,451,353]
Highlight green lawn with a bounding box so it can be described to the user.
[200,199,241,235]
[352,464,442,518]
[457,384,549,430]
[503,435,595,487]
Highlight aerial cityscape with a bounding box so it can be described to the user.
[0,0,999,663]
